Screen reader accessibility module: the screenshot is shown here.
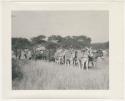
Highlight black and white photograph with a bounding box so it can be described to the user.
[12,11,109,90]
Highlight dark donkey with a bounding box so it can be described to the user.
[88,49,104,68]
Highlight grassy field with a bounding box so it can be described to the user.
[12,57,109,90]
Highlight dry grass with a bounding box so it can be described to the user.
[12,57,109,90]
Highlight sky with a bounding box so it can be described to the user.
[12,11,109,43]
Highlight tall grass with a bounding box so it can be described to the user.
[12,59,23,80]
[12,57,109,90]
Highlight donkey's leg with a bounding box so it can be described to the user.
[86,60,89,70]
[68,60,70,67]
[92,60,96,68]
[94,61,96,67]
[65,59,68,66]
[78,60,81,69]
[81,60,85,70]
[83,61,85,70]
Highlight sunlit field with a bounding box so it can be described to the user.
[12,57,109,90]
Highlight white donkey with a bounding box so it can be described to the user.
[77,48,90,70]
[54,48,65,64]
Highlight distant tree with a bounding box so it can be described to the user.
[12,34,93,51]
[72,35,91,46]
[91,41,109,49]
[59,36,71,49]
[31,35,46,45]
[47,35,65,50]
[12,37,31,50]
[48,35,64,43]
[60,35,91,49]
[46,42,58,50]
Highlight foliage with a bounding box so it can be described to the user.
[48,35,64,43]
[12,59,23,80]
[91,41,109,49]
[31,35,46,45]
[45,41,59,50]
[12,38,31,50]
[12,35,109,51]
[59,35,91,49]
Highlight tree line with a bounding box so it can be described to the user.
[12,35,109,51]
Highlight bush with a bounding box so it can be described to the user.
[12,59,23,80]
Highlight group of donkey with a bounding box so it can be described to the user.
[12,46,105,70]
[54,47,104,70]
[12,48,32,60]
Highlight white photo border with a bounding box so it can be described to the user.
[2,1,124,99]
